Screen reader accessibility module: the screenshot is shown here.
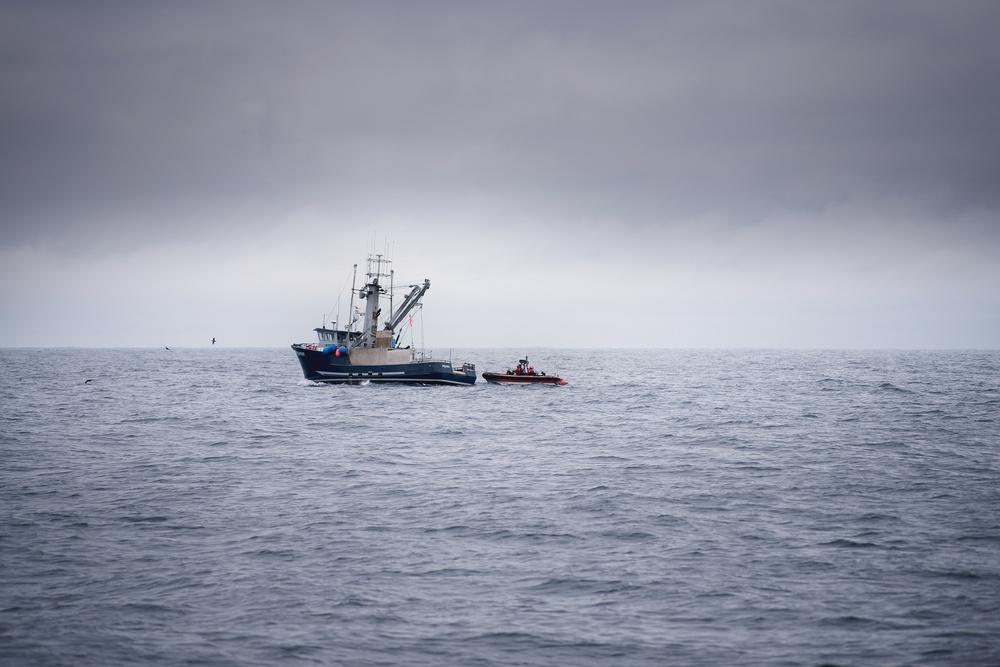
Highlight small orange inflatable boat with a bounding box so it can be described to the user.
[482,357,568,385]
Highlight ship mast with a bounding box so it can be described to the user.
[358,253,392,348]
[347,263,357,339]
[348,252,432,350]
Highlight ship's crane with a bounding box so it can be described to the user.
[384,279,430,333]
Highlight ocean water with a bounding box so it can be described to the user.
[1,348,998,666]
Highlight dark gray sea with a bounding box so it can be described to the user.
[1,348,998,666]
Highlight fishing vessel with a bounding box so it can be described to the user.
[292,254,476,385]
[482,357,567,385]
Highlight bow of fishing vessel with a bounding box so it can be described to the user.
[292,254,476,385]
[482,357,567,385]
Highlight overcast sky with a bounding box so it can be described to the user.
[2,0,998,348]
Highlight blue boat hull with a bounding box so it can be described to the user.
[292,345,476,386]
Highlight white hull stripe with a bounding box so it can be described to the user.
[314,377,472,385]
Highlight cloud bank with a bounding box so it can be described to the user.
[1,1,998,347]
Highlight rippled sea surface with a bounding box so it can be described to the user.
[2,348,999,666]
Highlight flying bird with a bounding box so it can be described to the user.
[84,379,93,384]
[212,337,216,345]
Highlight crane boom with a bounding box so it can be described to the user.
[385,279,430,331]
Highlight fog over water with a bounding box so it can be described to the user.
[1,1,998,348]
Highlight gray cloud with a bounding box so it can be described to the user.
[2,0,999,250]
[2,1,999,348]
